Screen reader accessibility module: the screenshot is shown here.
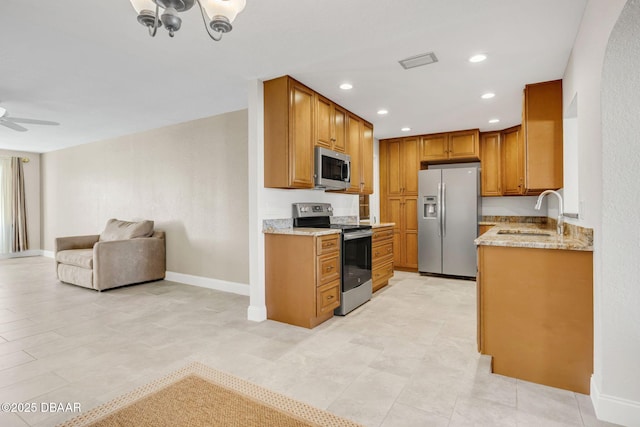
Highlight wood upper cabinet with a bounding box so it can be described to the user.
[420,133,448,161]
[480,132,502,196]
[420,129,480,162]
[361,122,374,194]
[344,115,374,195]
[385,137,419,196]
[501,126,524,196]
[264,75,371,190]
[449,130,480,159]
[315,95,346,153]
[346,114,362,193]
[522,80,563,193]
[264,76,314,189]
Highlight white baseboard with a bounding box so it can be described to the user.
[0,249,44,260]
[164,271,250,296]
[591,376,640,426]
[247,305,267,322]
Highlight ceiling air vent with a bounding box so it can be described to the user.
[398,52,439,70]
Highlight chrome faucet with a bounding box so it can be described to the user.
[535,190,564,236]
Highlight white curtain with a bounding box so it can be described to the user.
[0,158,11,254]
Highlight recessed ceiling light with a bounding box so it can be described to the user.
[469,54,487,63]
[377,109,389,115]
[481,92,495,99]
[401,127,411,132]
[489,119,500,124]
[339,83,353,90]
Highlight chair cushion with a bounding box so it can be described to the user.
[99,218,154,242]
[56,249,94,269]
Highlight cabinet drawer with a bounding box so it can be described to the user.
[317,281,341,315]
[372,227,394,242]
[317,253,340,285]
[372,241,394,263]
[317,234,340,255]
[373,261,394,288]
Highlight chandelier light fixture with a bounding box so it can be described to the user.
[129,0,246,41]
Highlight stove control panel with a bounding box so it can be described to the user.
[292,202,334,218]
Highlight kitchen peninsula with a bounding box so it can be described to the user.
[475,221,593,394]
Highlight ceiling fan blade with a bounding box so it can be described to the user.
[8,117,59,126]
[0,120,28,132]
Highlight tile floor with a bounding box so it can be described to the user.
[0,256,618,427]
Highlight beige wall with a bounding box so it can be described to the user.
[0,149,41,251]
[41,109,249,284]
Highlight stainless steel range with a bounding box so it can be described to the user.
[292,203,372,315]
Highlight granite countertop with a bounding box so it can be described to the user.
[363,222,395,228]
[263,227,341,236]
[475,222,593,252]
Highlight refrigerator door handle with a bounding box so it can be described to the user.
[442,182,446,237]
[436,183,442,237]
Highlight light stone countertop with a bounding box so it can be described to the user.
[263,227,341,236]
[367,222,395,228]
[475,222,593,252]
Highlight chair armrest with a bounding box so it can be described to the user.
[55,235,100,253]
[93,237,166,290]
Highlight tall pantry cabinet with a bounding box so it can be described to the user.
[380,137,419,269]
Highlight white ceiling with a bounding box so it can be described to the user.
[0,0,587,153]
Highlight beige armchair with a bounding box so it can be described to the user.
[55,219,166,291]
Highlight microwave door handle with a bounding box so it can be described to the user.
[344,162,351,183]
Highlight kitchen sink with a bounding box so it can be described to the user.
[497,229,552,237]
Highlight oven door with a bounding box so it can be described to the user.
[342,229,372,292]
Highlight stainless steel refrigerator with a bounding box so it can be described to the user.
[418,164,480,277]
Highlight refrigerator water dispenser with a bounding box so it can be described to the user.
[424,196,437,218]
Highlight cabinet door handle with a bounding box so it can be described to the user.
[326,266,334,271]
[375,251,380,256]
[327,295,334,300]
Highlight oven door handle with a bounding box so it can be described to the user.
[343,230,373,241]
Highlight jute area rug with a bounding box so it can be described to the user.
[59,362,362,427]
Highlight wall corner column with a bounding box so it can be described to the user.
[247,79,267,322]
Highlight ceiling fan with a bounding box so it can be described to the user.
[0,106,59,132]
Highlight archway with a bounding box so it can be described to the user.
[599,0,640,423]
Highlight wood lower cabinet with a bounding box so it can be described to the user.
[478,224,494,236]
[371,225,394,292]
[266,233,341,328]
[477,245,593,393]
[386,197,418,270]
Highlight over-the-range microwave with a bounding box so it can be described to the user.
[314,146,351,190]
